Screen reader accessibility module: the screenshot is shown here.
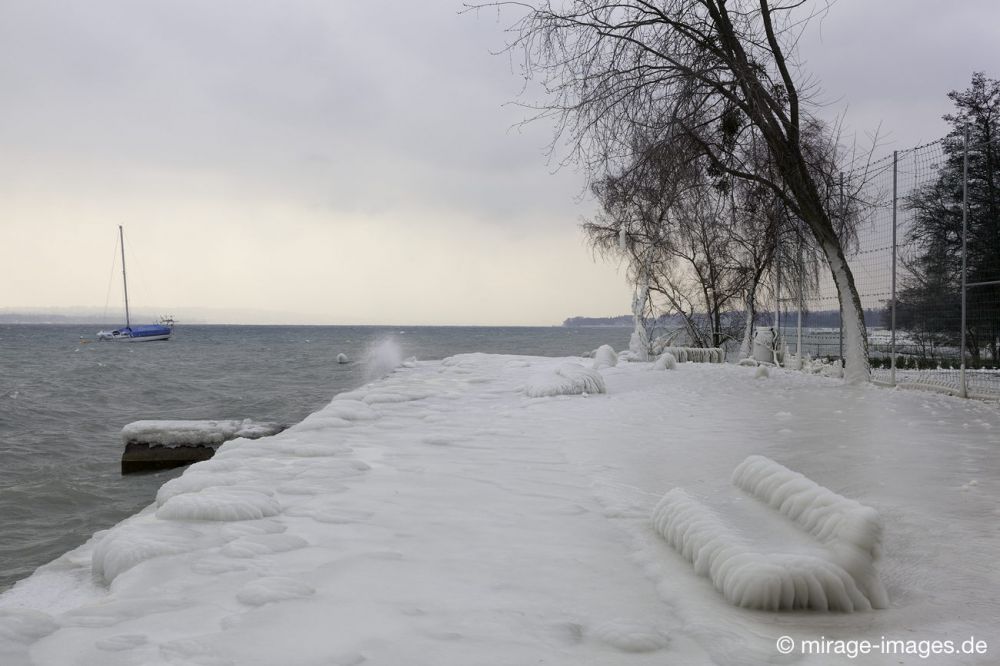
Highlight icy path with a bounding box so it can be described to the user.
[2,354,998,665]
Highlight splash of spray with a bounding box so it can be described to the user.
[363,337,404,382]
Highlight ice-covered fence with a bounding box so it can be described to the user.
[652,346,725,363]
[782,137,1000,399]
[652,455,887,612]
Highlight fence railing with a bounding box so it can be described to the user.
[777,134,1000,399]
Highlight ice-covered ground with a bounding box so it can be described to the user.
[2,354,998,665]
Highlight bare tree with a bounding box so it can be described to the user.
[471,0,872,381]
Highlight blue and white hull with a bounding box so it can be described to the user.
[97,324,172,342]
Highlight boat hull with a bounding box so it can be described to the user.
[97,333,171,342]
[97,324,173,342]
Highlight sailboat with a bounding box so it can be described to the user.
[97,226,173,342]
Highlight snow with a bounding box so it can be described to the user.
[121,419,283,448]
[2,356,999,665]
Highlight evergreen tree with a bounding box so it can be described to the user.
[900,72,1000,362]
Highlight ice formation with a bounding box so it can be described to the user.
[91,521,209,584]
[754,365,769,379]
[524,363,606,398]
[652,455,888,612]
[652,352,676,370]
[731,455,887,608]
[121,419,283,448]
[592,344,618,369]
[337,353,348,364]
[155,487,281,522]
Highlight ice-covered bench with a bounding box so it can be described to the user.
[651,455,888,612]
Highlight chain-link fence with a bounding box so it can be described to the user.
[778,135,1000,399]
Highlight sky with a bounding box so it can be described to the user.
[1,0,997,326]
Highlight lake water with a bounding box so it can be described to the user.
[0,324,632,591]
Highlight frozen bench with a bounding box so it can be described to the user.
[652,455,888,612]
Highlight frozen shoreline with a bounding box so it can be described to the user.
[2,353,998,665]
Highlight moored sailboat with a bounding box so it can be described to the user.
[97,226,173,342]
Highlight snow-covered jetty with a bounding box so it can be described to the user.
[3,352,998,664]
[120,419,285,474]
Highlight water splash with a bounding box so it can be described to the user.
[363,337,403,382]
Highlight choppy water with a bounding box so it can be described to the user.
[0,323,631,591]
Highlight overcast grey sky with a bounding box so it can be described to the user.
[1,1,996,325]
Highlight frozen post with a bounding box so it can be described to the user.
[891,152,898,387]
[838,172,845,364]
[797,220,803,359]
[960,129,969,399]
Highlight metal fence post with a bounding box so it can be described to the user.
[797,220,803,359]
[891,151,898,386]
[839,172,844,363]
[960,129,969,399]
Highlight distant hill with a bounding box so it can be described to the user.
[564,309,886,328]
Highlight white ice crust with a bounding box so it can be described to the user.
[3,353,998,665]
[121,419,283,448]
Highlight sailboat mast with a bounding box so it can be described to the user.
[119,225,131,328]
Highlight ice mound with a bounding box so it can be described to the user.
[221,533,309,559]
[592,344,618,370]
[92,522,206,584]
[524,363,606,398]
[321,399,380,421]
[236,576,315,606]
[156,487,280,522]
[121,419,283,448]
[592,619,670,653]
[95,634,149,651]
[652,352,676,370]
[755,365,770,379]
[738,357,758,367]
[651,455,888,612]
[0,608,59,648]
[156,468,262,506]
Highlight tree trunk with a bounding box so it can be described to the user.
[820,239,870,383]
[739,283,758,359]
